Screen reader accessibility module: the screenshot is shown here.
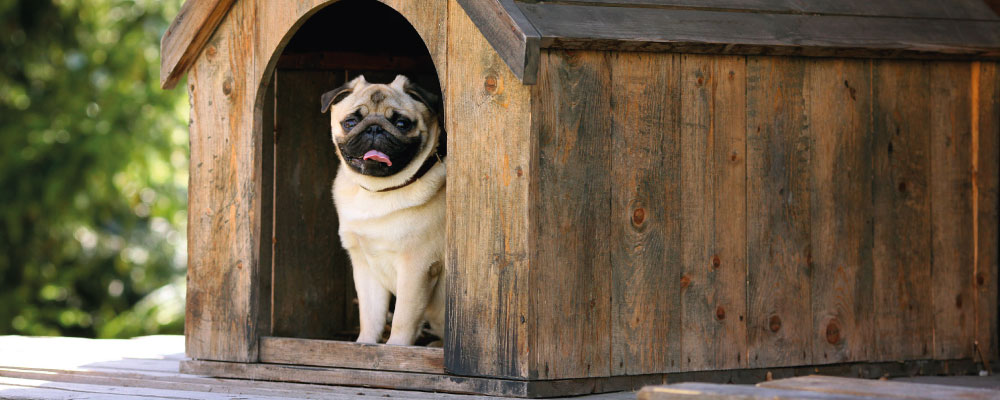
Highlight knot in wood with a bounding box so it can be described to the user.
[631,207,645,226]
[825,320,841,344]
[769,315,782,333]
[711,254,721,269]
[715,306,726,320]
[484,75,498,94]
[680,274,691,289]
[222,76,233,96]
[977,272,986,286]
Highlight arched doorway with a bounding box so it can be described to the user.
[259,0,443,343]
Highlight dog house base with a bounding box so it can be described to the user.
[179,358,988,398]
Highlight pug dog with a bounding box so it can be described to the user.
[321,75,446,346]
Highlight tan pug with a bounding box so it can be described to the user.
[321,75,446,346]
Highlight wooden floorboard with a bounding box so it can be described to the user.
[2,335,1000,399]
[0,335,635,399]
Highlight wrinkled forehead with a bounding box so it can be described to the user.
[338,83,419,116]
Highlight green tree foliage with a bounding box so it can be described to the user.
[0,0,188,338]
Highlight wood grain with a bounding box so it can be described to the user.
[456,0,541,84]
[759,375,1000,400]
[974,61,1000,361]
[517,4,1000,60]
[609,51,681,375]
[258,337,444,374]
[639,382,878,400]
[160,0,236,89]
[746,56,812,368]
[184,0,266,363]
[545,0,1000,20]
[872,60,934,361]
[805,59,874,364]
[929,62,975,360]
[444,0,533,379]
[270,69,353,340]
[181,359,533,397]
[678,54,747,371]
[531,50,613,380]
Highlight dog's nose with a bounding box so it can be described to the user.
[364,125,383,136]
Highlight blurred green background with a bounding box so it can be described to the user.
[1,0,188,338]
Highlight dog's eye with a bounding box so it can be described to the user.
[394,117,412,131]
[342,118,359,131]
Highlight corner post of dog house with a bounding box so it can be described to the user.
[182,0,270,363]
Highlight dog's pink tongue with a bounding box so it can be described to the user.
[363,150,392,166]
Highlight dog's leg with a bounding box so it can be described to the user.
[386,260,442,346]
[350,250,391,344]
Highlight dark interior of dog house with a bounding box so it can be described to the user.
[262,0,442,344]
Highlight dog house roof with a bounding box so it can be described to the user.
[161,0,1000,88]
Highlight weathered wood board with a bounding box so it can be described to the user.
[610,51,681,375]
[641,375,1000,400]
[444,0,534,381]
[677,54,748,371]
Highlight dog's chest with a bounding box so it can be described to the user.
[333,170,446,293]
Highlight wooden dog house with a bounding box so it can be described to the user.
[161,0,1000,396]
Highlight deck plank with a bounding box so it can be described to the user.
[0,335,637,399]
[759,375,1000,400]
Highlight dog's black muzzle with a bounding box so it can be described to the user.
[340,122,421,177]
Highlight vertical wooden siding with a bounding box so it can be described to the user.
[445,0,533,379]
[678,54,748,371]
[185,0,266,362]
[527,51,998,378]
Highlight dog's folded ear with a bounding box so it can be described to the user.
[321,75,367,113]
[404,81,441,118]
[390,75,441,118]
[320,84,352,113]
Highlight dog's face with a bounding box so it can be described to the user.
[321,75,440,178]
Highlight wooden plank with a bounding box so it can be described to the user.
[258,337,444,374]
[160,0,237,89]
[531,49,612,379]
[543,0,1000,21]
[746,56,812,368]
[638,382,885,400]
[677,54,747,371]
[930,62,975,360]
[975,61,1000,361]
[182,359,531,397]
[516,4,1000,57]
[256,71,275,348]
[184,0,266,363]
[609,51,681,375]
[181,360,657,398]
[872,60,934,361]
[805,59,874,364]
[457,0,541,84]
[759,375,1000,400]
[270,69,351,340]
[444,0,534,380]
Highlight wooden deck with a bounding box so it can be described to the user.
[3,335,1000,399]
[0,335,634,399]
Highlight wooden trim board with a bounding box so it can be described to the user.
[180,358,989,398]
[159,0,236,89]
[455,0,541,84]
[460,1,1000,84]
[259,336,445,374]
